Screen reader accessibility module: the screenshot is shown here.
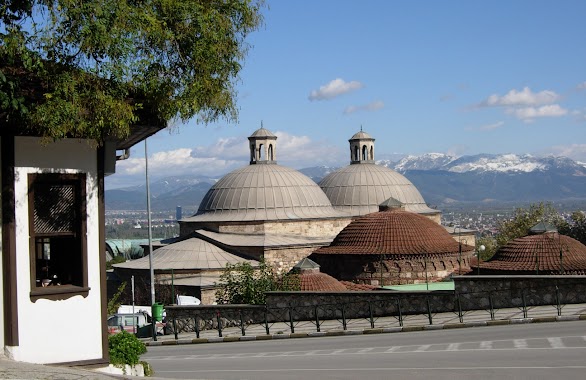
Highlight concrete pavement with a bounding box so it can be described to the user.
[1,303,585,379]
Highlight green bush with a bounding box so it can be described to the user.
[108,331,147,366]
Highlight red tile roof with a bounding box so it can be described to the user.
[299,272,348,291]
[477,232,586,274]
[313,209,473,256]
[340,281,380,291]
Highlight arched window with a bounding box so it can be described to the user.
[370,146,374,160]
[268,144,273,161]
[362,145,368,161]
[250,144,255,162]
[353,146,359,161]
[258,143,264,160]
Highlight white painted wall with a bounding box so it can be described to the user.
[6,137,104,364]
[0,137,4,350]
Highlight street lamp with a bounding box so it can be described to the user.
[477,245,485,275]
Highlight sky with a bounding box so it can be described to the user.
[106,0,586,189]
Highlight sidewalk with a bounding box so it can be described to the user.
[0,357,118,380]
[1,303,585,380]
[143,303,586,346]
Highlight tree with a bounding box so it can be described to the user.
[1,0,264,142]
[559,211,586,246]
[215,261,300,305]
[479,202,566,260]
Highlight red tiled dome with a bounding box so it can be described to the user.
[477,232,586,274]
[314,209,473,256]
[340,281,380,291]
[299,272,348,291]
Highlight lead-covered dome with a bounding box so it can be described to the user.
[320,164,436,216]
[319,130,438,217]
[185,127,346,222]
[191,164,346,221]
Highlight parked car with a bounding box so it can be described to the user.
[107,312,149,335]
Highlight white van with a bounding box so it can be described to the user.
[107,312,149,335]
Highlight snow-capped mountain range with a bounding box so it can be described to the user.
[105,153,586,210]
[386,153,586,175]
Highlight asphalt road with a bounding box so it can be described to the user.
[144,320,586,380]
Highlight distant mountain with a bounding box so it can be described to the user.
[106,176,216,211]
[105,154,586,211]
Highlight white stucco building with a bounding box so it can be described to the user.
[1,132,163,363]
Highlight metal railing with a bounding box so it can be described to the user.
[164,283,586,340]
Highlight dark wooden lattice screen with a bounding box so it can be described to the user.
[33,183,76,234]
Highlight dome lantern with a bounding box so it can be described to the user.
[349,127,375,164]
[248,123,277,165]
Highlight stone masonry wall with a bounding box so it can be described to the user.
[263,276,586,320]
[310,253,473,286]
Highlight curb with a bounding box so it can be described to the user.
[143,313,586,347]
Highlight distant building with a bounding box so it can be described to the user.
[176,206,182,221]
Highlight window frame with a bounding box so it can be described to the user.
[28,173,90,301]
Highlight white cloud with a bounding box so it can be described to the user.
[106,132,345,189]
[115,148,244,179]
[273,131,344,166]
[477,121,505,131]
[539,144,586,162]
[308,78,364,101]
[482,87,560,107]
[577,82,586,90]
[343,100,385,114]
[507,104,568,121]
[191,136,249,160]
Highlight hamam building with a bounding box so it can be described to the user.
[114,127,471,298]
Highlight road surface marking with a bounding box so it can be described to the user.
[480,341,493,350]
[446,343,460,351]
[547,337,565,349]
[514,339,528,349]
[385,346,400,353]
[415,345,431,352]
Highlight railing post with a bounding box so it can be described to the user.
[426,296,433,325]
[396,298,403,327]
[314,305,321,332]
[368,301,375,329]
[341,303,347,330]
[521,290,527,318]
[288,304,295,334]
[216,310,223,337]
[240,309,246,336]
[555,286,562,316]
[264,306,270,335]
[173,316,178,340]
[488,293,495,320]
[195,316,200,339]
[456,293,463,323]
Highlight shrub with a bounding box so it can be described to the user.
[108,331,147,366]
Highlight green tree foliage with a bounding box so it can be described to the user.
[1,0,264,142]
[476,235,497,261]
[478,202,567,260]
[495,203,563,248]
[559,211,586,245]
[107,281,127,315]
[215,261,300,305]
[108,330,146,366]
